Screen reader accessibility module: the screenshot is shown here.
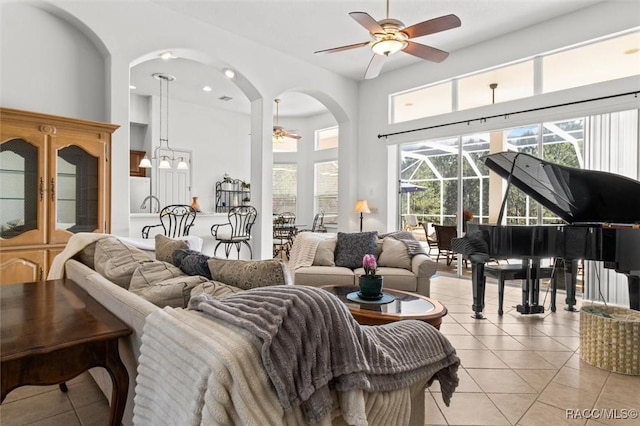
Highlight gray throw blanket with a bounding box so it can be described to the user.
[189,286,459,423]
[381,230,427,257]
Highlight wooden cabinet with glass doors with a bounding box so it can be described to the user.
[0,107,118,284]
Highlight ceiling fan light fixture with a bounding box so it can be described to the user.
[372,38,407,56]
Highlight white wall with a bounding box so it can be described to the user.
[0,3,106,121]
[356,0,640,232]
[0,0,359,259]
[2,0,638,256]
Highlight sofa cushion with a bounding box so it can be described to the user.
[294,266,355,287]
[334,231,378,269]
[207,258,288,290]
[155,234,189,263]
[191,280,244,299]
[313,237,337,266]
[172,249,212,279]
[94,237,152,289]
[377,237,411,270]
[129,260,206,308]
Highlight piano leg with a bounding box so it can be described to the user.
[471,262,486,319]
[625,273,639,311]
[563,259,578,312]
[517,260,545,314]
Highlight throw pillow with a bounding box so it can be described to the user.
[73,241,97,269]
[172,249,212,279]
[95,237,153,289]
[313,237,337,266]
[155,234,189,263]
[207,258,289,290]
[334,231,378,269]
[377,237,412,270]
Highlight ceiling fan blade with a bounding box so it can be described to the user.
[402,14,462,39]
[314,41,370,55]
[349,12,384,34]
[285,131,302,140]
[403,41,449,62]
[364,54,386,79]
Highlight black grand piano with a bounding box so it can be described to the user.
[452,151,640,319]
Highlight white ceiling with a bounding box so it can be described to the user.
[130,0,605,117]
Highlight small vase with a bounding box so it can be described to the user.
[191,196,201,212]
[358,275,384,300]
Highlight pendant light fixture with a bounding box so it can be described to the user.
[138,73,189,170]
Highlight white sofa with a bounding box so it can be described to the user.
[289,232,437,296]
[56,234,456,425]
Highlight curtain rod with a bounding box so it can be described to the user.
[378,90,640,139]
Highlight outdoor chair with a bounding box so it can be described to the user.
[433,224,458,265]
[141,204,196,239]
[211,205,258,259]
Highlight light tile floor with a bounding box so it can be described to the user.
[1,275,638,425]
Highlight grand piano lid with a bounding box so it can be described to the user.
[483,151,640,224]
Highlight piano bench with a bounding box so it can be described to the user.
[484,264,556,315]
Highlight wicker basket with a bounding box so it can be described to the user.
[580,305,640,375]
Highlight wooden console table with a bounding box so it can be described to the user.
[1,279,131,426]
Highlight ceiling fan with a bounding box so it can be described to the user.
[273,99,301,142]
[314,0,461,79]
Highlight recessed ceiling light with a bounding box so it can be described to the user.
[404,102,414,107]
[202,86,212,92]
[159,51,174,60]
[129,85,136,90]
[219,95,232,101]
[224,68,235,79]
[624,47,639,55]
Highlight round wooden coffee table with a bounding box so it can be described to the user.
[321,285,447,329]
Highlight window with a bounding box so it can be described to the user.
[273,164,297,213]
[543,31,640,93]
[315,161,338,224]
[390,30,639,123]
[315,126,339,150]
[458,60,534,110]
[391,82,452,124]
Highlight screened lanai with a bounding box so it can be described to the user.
[399,117,585,237]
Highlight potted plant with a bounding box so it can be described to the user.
[222,173,233,191]
[358,254,383,300]
[241,181,251,191]
[242,196,251,206]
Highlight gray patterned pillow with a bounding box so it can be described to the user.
[155,234,189,263]
[207,258,289,290]
[172,249,212,279]
[334,231,378,269]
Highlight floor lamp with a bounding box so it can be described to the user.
[354,200,370,232]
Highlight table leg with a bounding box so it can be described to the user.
[104,340,129,426]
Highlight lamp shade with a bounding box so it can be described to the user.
[138,155,152,168]
[176,157,189,170]
[158,157,171,169]
[354,199,371,214]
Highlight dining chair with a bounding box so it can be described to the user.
[141,204,197,239]
[404,214,421,231]
[210,205,258,259]
[273,212,296,259]
[423,222,439,255]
